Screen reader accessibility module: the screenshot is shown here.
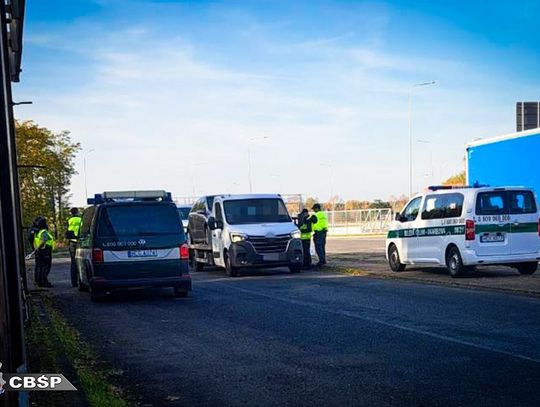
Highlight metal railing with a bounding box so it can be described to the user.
[327,208,393,235]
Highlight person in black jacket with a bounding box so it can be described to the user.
[297,209,317,270]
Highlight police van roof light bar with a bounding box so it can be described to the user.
[428,183,490,192]
[88,190,172,205]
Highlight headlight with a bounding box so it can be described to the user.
[291,230,301,239]
[230,233,247,243]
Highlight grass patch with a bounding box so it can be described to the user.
[27,294,129,407]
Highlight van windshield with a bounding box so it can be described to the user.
[97,204,182,237]
[223,199,291,225]
[177,207,191,220]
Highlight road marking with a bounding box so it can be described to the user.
[209,282,540,364]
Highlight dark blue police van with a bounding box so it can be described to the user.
[75,190,191,301]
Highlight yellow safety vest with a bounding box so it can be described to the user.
[312,211,328,232]
[68,216,82,241]
[299,223,312,240]
[34,229,55,250]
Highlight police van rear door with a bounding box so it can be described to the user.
[96,203,185,277]
[474,190,510,256]
[508,189,539,255]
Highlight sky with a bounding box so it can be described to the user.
[13,0,540,206]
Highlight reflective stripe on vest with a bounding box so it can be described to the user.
[34,229,54,250]
[312,211,328,232]
[68,216,82,238]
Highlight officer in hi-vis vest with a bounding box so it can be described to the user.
[311,203,328,267]
[297,209,316,270]
[34,217,55,288]
[66,207,82,287]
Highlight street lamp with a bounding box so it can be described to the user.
[247,136,269,193]
[83,149,95,199]
[408,80,436,197]
[416,139,433,186]
[269,173,282,193]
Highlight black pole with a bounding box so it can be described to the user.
[0,0,27,405]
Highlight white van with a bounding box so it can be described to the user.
[386,186,540,277]
[190,194,303,276]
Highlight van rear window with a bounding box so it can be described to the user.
[476,191,537,215]
[97,204,182,237]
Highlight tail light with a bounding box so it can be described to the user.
[92,248,104,263]
[179,243,189,260]
[465,219,475,241]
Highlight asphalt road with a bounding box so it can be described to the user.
[47,260,540,407]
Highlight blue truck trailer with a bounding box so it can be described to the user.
[467,128,540,192]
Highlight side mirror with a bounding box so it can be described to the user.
[208,217,217,230]
[394,212,404,222]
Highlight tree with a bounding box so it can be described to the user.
[304,196,319,210]
[389,195,409,213]
[16,121,81,243]
[443,171,466,186]
[369,199,391,209]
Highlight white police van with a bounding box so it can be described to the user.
[386,186,540,277]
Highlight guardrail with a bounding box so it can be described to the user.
[327,208,393,235]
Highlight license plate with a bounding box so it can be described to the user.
[128,249,158,258]
[263,253,280,261]
[480,233,505,243]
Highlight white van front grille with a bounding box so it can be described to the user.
[248,234,290,254]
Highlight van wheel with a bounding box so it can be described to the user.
[516,262,538,275]
[446,246,467,278]
[225,252,238,277]
[89,285,106,302]
[388,244,406,272]
[173,287,189,298]
[289,264,302,273]
[190,254,205,272]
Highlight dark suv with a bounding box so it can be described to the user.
[75,191,191,301]
[187,195,217,245]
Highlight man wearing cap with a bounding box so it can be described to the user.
[311,203,328,266]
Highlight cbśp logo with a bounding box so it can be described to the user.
[0,362,6,395]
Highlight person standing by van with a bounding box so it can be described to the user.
[312,203,328,266]
[34,217,55,288]
[66,207,82,287]
[298,209,316,270]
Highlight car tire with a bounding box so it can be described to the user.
[173,287,189,298]
[89,285,106,302]
[195,261,205,272]
[205,226,212,245]
[190,253,205,272]
[446,246,467,278]
[516,262,538,275]
[289,264,302,273]
[77,272,89,292]
[388,244,406,272]
[225,252,238,277]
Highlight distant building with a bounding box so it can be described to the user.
[516,102,540,131]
